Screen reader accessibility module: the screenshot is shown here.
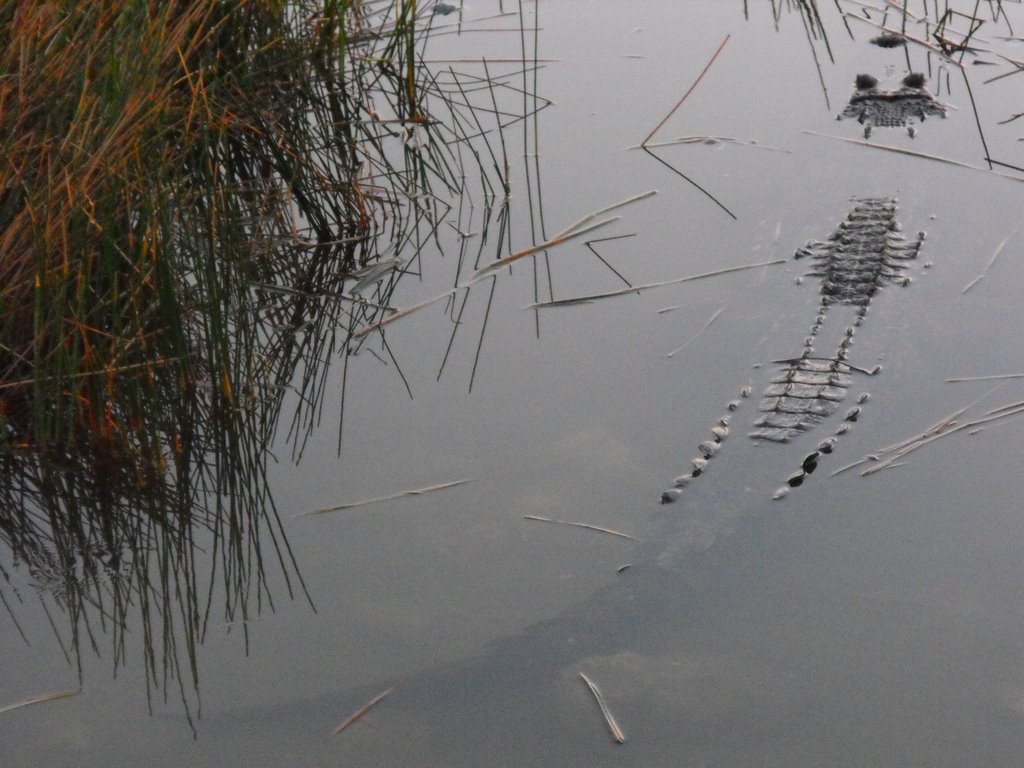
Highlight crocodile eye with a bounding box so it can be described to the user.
[855,73,878,90]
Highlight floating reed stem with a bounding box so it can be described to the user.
[0,690,80,715]
[857,400,1024,476]
[526,259,785,309]
[961,232,1014,294]
[297,480,471,517]
[640,35,730,147]
[578,672,626,744]
[332,687,395,736]
[803,132,1024,182]
[523,516,636,540]
[353,191,657,337]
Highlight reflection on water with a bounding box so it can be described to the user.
[0,0,544,729]
[6,1,1024,765]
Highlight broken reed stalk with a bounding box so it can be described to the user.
[523,516,636,540]
[525,259,786,308]
[831,406,968,477]
[961,232,1013,294]
[636,34,736,219]
[803,131,1024,182]
[0,690,81,715]
[297,479,470,517]
[946,374,1024,382]
[631,136,791,153]
[666,306,725,358]
[860,401,1024,476]
[332,687,395,736]
[641,35,731,147]
[352,191,657,338]
[584,234,636,288]
[578,672,626,744]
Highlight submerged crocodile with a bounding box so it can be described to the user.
[662,198,924,504]
[838,73,946,138]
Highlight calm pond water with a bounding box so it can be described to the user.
[7,1,1024,766]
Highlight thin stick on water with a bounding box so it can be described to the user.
[946,373,1024,382]
[638,35,736,219]
[803,131,1024,182]
[354,219,616,338]
[353,192,656,338]
[861,405,1024,476]
[875,384,1004,455]
[860,401,1024,477]
[297,480,470,517]
[579,672,626,744]
[985,399,1024,416]
[960,65,993,170]
[666,306,725,358]
[543,190,658,251]
[830,456,876,477]
[331,687,394,736]
[585,234,636,288]
[0,690,80,715]
[831,403,973,478]
[525,259,785,309]
[961,232,1014,294]
[642,148,737,220]
[641,35,730,146]
[523,516,636,540]
[629,135,790,153]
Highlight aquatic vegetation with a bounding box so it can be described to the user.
[0,0,538,725]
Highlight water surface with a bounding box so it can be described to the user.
[6,2,1024,766]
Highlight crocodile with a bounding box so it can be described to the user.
[662,197,924,504]
[838,73,947,138]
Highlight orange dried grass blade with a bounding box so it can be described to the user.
[579,673,625,744]
[331,687,394,736]
[0,689,80,715]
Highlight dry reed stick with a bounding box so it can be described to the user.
[961,232,1014,294]
[525,259,785,309]
[666,306,725,358]
[523,516,636,540]
[946,373,1024,383]
[861,403,1024,476]
[631,135,790,153]
[0,690,80,715]
[641,35,730,147]
[802,132,1024,181]
[297,480,470,517]
[831,406,969,477]
[578,672,626,744]
[352,191,656,338]
[331,687,394,736]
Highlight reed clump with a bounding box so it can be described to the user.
[1,1,396,452]
[0,0,487,723]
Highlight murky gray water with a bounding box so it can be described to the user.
[7,2,1024,765]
